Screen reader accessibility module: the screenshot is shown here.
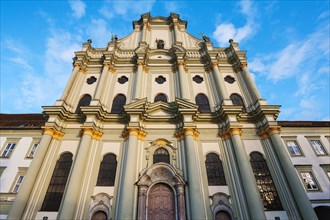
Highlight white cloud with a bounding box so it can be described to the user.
[99,6,114,19]
[69,0,86,18]
[86,18,111,47]
[212,0,258,46]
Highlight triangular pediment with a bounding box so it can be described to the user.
[124,98,147,112]
[175,98,198,111]
[144,101,177,120]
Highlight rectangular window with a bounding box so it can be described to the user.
[300,172,319,190]
[12,175,25,193]
[27,143,39,158]
[286,141,302,156]
[1,143,16,158]
[310,140,327,155]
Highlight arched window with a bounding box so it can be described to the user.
[41,153,73,211]
[195,93,211,113]
[205,153,226,186]
[75,94,92,114]
[154,93,168,103]
[230,93,246,112]
[111,94,126,114]
[91,211,107,220]
[250,152,283,211]
[96,153,117,186]
[153,148,170,164]
[215,211,231,220]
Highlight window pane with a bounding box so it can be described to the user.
[153,148,170,164]
[1,143,16,158]
[28,143,39,158]
[310,140,326,155]
[195,94,211,113]
[111,94,126,113]
[41,153,73,211]
[286,141,302,156]
[205,153,226,186]
[250,152,283,211]
[301,172,319,190]
[97,153,117,186]
[12,175,25,193]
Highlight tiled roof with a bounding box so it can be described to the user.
[0,114,46,129]
[278,121,330,127]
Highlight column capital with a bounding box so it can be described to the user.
[219,126,242,140]
[42,126,65,140]
[74,63,87,73]
[80,126,103,140]
[104,63,116,73]
[258,126,281,139]
[176,127,199,140]
[122,126,147,140]
[240,61,248,68]
[212,61,219,67]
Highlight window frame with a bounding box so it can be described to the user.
[10,167,28,193]
[305,136,328,156]
[281,136,304,157]
[1,139,19,158]
[205,153,227,186]
[320,164,330,181]
[96,153,118,186]
[26,140,40,158]
[295,165,322,192]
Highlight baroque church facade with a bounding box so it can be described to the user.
[1,13,329,220]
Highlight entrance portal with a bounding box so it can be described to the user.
[147,183,175,220]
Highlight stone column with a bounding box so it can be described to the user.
[137,186,148,220]
[177,61,189,100]
[228,127,266,219]
[132,62,143,100]
[176,184,186,220]
[66,66,87,109]
[173,22,182,42]
[57,127,102,220]
[211,62,229,103]
[240,62,261,102]
[183,127,210,219]
[116,127,146,220]
[7,127,63,220]
[60,64,81,101]
[264,127,318,219]
[93,64,111,102]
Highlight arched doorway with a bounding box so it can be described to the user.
[215,211,231,220]
[148,183,175,220]
[91,210,107,220]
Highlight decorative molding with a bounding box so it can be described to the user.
[42,126,64,140]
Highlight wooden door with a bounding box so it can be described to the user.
[148,183,175,220]
[91,211,107,220]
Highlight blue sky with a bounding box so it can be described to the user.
[1,0,329,121]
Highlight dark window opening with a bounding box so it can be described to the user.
[96,153,117,186]
[156,39,165,49]
[41,153,73,211]
[87,76,97,85]
[250,152,283,211]
[193,75,204,84]
[111,94,126,114]
[118,76,128,84]
[153,148,170,164]
[205,153,226,186]
[154,93,168,102]
[75,94,92,114]
[224,75,235,84]
[230,93,246,112]
[155,75,166,84]
[195,93,211,113]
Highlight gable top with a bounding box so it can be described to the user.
[133,12,187,30]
